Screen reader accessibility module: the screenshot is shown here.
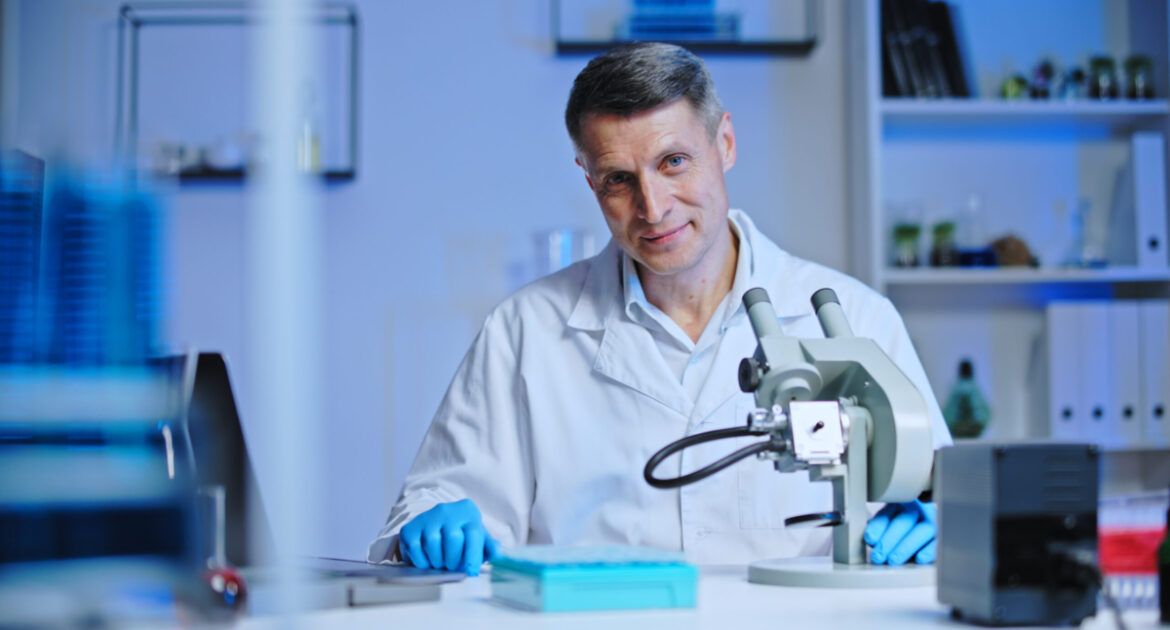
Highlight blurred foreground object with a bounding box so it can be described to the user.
[937,443,1101,626]
[1159,488,1169,622]
[38,170,160,366]
[0,151,44,364]
[0,162,218,624]
[1097,490,1167,613]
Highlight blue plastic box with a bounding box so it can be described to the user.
[490,546,698,613]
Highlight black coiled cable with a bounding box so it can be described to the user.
[643,426,781,489]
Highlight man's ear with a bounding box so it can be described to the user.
[575,156,595,190]
[718,112,737,173]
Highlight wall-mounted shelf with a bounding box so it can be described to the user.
[882,99,1170,129]
[552,0,818,57]
[554,40,815,56]
[884,267,1170,286]
[115,2,361,184]
[171,166,355,184]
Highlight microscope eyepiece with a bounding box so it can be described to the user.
[743,287,771,309]
[811,288,840,311]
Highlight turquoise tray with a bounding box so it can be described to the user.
[490,545,698,613]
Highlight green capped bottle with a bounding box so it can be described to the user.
[943,358,991,439]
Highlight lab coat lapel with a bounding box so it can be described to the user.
[690,318,753,428]
[594,319,692,418]
[567,241,692,419]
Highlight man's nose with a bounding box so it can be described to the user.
[636,175,671,223]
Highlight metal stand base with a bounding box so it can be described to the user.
[747,557,935,589]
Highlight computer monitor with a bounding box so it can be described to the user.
[153,351,274,568]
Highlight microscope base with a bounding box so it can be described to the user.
[747,557,935,589]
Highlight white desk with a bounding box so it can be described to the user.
[237,566,1160,629]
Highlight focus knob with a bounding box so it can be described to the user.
[739,357,762,393]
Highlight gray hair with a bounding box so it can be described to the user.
[564,42,724,152]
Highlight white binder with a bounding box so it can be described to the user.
[1140,300,1170,444]
[1047,303,1081,440]
[1132,132,1169,269]
[1077,302,1112,446]
[1107,301,1143,447]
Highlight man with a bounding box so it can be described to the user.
[369,43,950,575]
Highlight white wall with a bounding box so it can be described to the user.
[7,0,852,558]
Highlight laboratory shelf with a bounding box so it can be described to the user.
[881,99,1170,128]
[950,437,1169,453]
[170,166,356,184]
[883,267,1170,286]
[554,40,816,56]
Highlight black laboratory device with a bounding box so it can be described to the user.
[936,443,1100,626]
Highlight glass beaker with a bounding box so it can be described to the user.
[533,228,596,276]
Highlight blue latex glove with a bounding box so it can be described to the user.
[398,499,501,576]
[863,500,937,566]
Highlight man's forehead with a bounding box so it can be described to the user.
[578,101,706,165]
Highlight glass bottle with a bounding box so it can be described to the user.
[1125,54,1155,100]
[1088,56,1119,100]
[957,194,984,251]
[943,358,991,439]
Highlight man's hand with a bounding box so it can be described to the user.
[863,500,936,566]
[398,499,501,576]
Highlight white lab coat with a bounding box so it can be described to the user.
[369,210,950,565]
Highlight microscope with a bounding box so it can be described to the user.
[645,287,936,588]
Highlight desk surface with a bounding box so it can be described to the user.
[237,566,1160,629]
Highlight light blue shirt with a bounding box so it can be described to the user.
[622,217,753,404]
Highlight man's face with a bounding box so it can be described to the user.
[576,100,736,279]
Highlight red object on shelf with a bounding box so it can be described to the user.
[1099,527,1166,574]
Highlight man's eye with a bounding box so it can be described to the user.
[606,173,631,188]
[665,155,687,169]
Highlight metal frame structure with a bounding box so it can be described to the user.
[551,0,818,56]
[115,2,360,182]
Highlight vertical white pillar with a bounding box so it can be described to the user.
[1,0,20,144]
[250,0,322,616]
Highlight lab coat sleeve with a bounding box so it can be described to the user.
[367,308,535,562]
[866,296,953,450]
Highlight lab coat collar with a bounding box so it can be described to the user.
[729,209,814,320]
[566,209,814,332]
[566,239,622,332]
[566,240,692,416]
